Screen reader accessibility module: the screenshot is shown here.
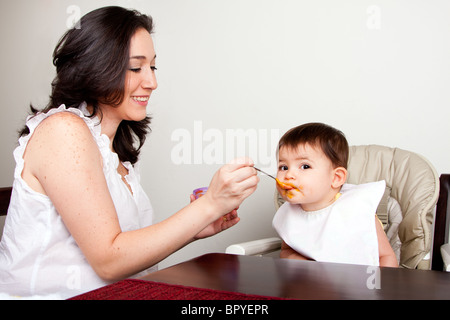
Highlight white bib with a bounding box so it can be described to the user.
[273,181,385,266]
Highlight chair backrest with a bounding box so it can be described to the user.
[275,145,440,269]
[0,187,12,216]
[346,145,439,269]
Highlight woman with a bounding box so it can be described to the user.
[0,6,258,298]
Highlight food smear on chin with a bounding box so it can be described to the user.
[276,179,303,198]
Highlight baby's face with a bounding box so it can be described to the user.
[276,144,338,211]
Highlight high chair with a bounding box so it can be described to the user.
[226,145,449,270]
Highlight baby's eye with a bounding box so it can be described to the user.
[300,164,311,170]
[278,165,288,171]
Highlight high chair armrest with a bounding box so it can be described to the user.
[225,237,282,256]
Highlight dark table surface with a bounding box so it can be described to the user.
[141,253,450,300]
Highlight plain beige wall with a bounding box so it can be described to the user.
[1,0,450,268]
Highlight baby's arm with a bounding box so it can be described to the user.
[280,241,311,260]
[375,216,399,267]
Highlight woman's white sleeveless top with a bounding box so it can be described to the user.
[273,181,385,266]
[0,104,155,299]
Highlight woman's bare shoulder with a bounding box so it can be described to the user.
[22,111,102,195]
[35,111,90,135]
[25,110,100,167]
[28,111,98,150]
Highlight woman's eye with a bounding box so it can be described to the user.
[130,66,157,72]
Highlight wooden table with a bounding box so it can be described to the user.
[141,253,450,300]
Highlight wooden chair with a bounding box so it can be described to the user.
[432,174,450,271]
[0,187,12,216]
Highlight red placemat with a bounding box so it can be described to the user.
[69,279,285,300]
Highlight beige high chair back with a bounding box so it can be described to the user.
[344,145,439,269]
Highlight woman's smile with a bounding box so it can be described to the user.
[131,95,150,106]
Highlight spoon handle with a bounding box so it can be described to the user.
[254,167,276,181]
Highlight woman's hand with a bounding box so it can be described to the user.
[201,157,259,216]
[190,194,240,240]
[189,157,258,239]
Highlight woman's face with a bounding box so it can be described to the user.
[104,28,158,122]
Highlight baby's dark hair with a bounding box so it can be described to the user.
[277,122,349,169]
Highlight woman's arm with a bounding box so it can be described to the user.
[23,112,258,281]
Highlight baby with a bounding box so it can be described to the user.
[272,123,398,267]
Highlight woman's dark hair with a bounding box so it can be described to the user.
[20,6,154,164]
[277,122,349,169]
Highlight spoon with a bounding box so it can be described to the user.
[254,167,301,191]
[254,167,277,180]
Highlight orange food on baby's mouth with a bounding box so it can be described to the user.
[276,178,299,190]
[276,179,303,199]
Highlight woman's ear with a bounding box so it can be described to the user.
[332,167,347,189]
